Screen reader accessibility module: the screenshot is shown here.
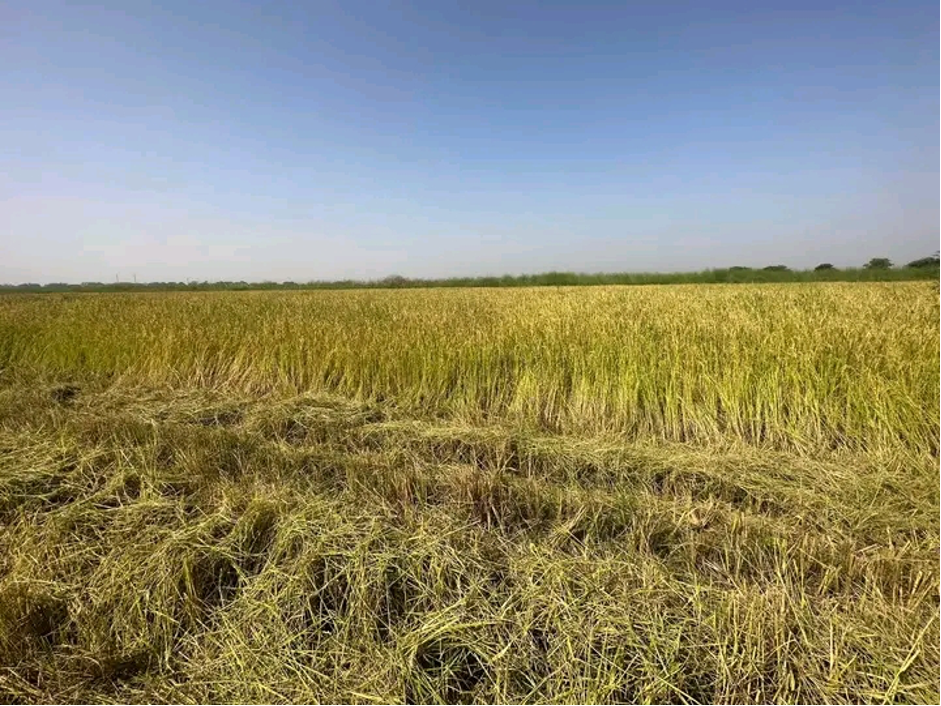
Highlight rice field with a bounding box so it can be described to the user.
[0,282,938,703]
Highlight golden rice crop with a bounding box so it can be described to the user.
[1,282,937,454]
[0,282,938,703]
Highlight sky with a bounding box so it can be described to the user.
[2,1,938,283]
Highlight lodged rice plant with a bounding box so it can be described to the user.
[0,282,937,703]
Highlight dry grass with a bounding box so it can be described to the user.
[0,283,938,703]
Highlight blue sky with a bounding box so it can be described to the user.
[2,1,938,282]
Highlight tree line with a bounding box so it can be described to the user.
[2,255,938,293]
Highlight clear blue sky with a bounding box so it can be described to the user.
[2,1,938,282]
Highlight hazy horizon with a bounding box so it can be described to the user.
[2,259,939,287]
[3,1,938,284]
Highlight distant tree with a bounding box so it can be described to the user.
[762,265,790,272]
[934,252,941,296]
[382,274,409,288]
[905,254,940,268]
[814,263,835,271]
[864,258,892,269]
[539,271,579,286]
[728,266,751,271]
